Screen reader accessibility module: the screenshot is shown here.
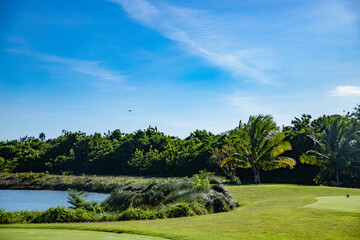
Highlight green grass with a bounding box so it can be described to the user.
[0,172,174,193]
[0,229,169,240]
[1,184,359,240]
[305,196,360,213]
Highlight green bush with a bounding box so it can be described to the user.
[191,170,214,190]
[32,207,99,223]
[102,180,197,212]
[227,175,241,185]
[208,196,230,213]
[118,207,152,221]
[0,209,41,224]
[166,203,194,218]
[102,178,239,215]
[188,201,208,215]
[208,175,227,184]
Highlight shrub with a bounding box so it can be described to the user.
[32,207,99,223]
[102,180,197,212]
[228,175,241,185]
[118,207,152,221]
[0,209,41,224]
[191,170,214,190]
[67,189,104,214]
[208,175,227,184]
[189,201,208,215]
[207,196,230,213]
[166,203,194,218]
[102,178,239,215]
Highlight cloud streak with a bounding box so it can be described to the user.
[110,0,359,85]
[6,49,127,87]
[110,0,275,84]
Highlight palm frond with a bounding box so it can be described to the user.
[300,154,318,165]
[305,149,330,160]
[270,140,292,157]
[275,156,296,166]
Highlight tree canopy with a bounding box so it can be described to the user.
[220,115,296,184]
[1,104,360,187]
[300,115,360,186]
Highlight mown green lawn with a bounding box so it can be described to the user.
[1,185,359,240]
[305,196,360,213]
[0,229,169,240]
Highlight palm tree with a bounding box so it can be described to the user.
[222,115,296,184]
[211,137,238,179]
[300,115,360,187]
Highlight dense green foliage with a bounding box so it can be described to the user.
[300,115,360,186]
[0,128,219,177]
[219,115,296,184]
[0,207,102,224]
[1,105,360,187]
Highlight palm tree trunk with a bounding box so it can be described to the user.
[336,168,340,187]
[253,168,260,184]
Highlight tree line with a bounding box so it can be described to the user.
[1,104,359,187]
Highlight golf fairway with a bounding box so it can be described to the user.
[305,196,360,213]
[0,229,169,240]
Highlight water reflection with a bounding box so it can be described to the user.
[0,190,109,212]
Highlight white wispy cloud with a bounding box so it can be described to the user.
[330,85,360,96]
[309,0,359,32]
[6,36,29,46]
[6,49,127,87]
[110,0,360,85]
[228,91,270,115]
[110,0,275,84]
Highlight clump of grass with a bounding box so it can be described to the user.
[0,172,167,193]
[101,178,239,214]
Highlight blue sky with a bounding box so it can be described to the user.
[1,0,360,140]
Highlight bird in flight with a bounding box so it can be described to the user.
[127,109,132,112]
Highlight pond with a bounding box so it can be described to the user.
[0,190,109,212]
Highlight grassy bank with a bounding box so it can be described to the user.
[1,184,359,239]
[0,173,238,224]
[0,172,168,193]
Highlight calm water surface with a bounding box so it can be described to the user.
[0,190,109,212]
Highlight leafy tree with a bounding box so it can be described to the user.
[128,147,161,172]
[19,136,35,143]
[352,103,360,121]
[279,114,323,184]
[300,115,360,186]
[39,132,46,142]
[221,115,296,184]
[186,130,214,141]
[344,102,360,121]
[106,129,124,141]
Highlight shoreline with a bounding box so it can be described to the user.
[0,172,165,193]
